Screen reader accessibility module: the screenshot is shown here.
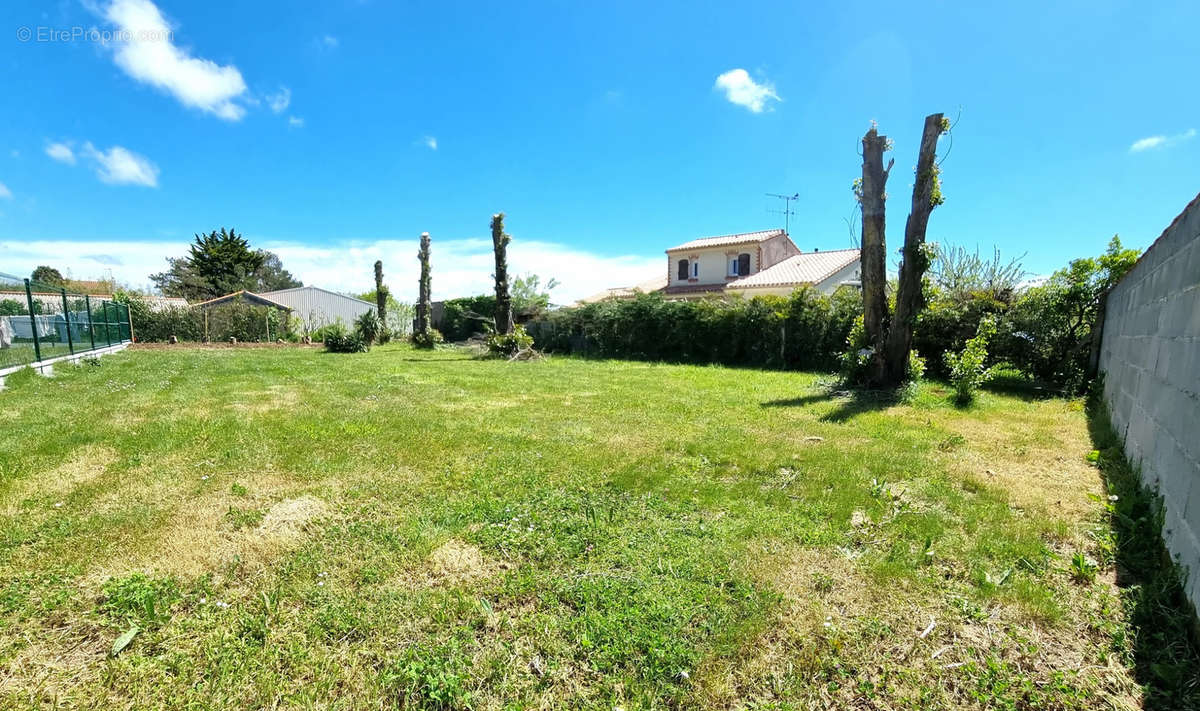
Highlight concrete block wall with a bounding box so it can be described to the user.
[1099,191,1200,611]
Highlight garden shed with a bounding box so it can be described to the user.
[261,286,375,332]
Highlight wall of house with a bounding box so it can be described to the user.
[1098,192,1200,615]
[666,247,757,287]
[761,233,801,271]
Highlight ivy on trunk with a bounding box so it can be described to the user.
[491,213,513,335]
[416,232,432,337]
[857,113,949,387]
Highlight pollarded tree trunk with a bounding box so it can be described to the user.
[416,232,432,335]
[373,260,388,323]
[882,113,946,384]
[491,213,513,335]
[859,125,894,382]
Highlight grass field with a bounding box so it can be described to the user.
[0,344,1193,709]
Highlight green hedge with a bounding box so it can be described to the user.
[119,294,294,343]
[528,287,861,371]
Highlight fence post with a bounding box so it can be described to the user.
[102,300,112,346]
[60,288,75,355]
[122,303,133,342]
[85,295,96,351]
[23,279,42,363]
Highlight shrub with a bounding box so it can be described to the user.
[440,296,496,342]
[410,329,444,350]
[355,310,382,345]
[324,323,369,353]
[528,287,860,371]
[944,315,997,403]
[486,324,534,357]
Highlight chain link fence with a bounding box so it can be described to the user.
[0,271,132,372]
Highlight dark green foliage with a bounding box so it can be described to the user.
[323,323,369,353]
[485,324,534,357]
[913,293,1008,378]
[530,287,860,371]
[354,310,382,345]
[116,292,293,343]
[150,228,300,301]
[0,299,27,316]
[440,295,496,341]
[30,266,65,286]
[491,213,513,335]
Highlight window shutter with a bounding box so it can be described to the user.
[678,259,689,280]
[738,253,751,276]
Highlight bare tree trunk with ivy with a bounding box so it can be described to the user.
[857,114,948,387]
[882,113,946,384]
[373,260,388,323]
[859,125,893,382]
[416,232,432,336]
[491,213,513,335]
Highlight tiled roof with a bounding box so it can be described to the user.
[730,248,860,288]
[662,283,728,296]
[666,229,785,252]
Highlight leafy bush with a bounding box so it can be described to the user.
[944,315,997,403]
[354,310,382,345]
[485,324,534,357]
[410,329,444,349]
[323,323,369,353]
[115,292,293,343]
[440,295,496,342]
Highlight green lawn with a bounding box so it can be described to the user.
[0,344,1166,708]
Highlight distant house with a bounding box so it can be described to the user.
[580,229,861,303]
[260,286,375,331]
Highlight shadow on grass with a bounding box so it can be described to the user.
[982,370,1064,401]
[761,387,903,423]
[1086,393,1200,709]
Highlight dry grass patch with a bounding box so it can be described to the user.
[92,490,330,581]
[424,539,505,586]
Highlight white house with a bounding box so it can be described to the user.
[260,286,375,331]
[581,229,861,302]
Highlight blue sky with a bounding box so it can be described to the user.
[1,0,1197,301]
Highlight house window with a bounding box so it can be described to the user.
[677,259,689,280]
[691,261,700,278]
[728,253,752,276]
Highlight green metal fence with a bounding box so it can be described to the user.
[0,271,132,372]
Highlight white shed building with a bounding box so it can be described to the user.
[260,286,375,331]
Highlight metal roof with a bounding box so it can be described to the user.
[192,290,292,310]
[730,248,860,288]
[665,229,786,253]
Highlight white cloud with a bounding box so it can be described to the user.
[288,116,304,128]
[102,0,248,120]
[423,136,438,150]
[0,182,12,200]
[81,143,160,187]
[0,236,663,303]
[1129,128,1196,153]
[46,142,76,164]
[266,87,291,114]
[318,34,339,49]
[714,68,780,113]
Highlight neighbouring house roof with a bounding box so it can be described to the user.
[662,283,729,296]
[192,290,292,310]
[730,248,860,289]
[140,296,190,311]
[665,229,786,253]
[577,275,669,304]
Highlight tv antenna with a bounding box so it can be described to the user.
[766,192,799,234]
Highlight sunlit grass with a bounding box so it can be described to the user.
[0,344,1153,708]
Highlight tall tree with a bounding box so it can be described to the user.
[857,113,949,386]
[30,266,65,287]
[416,232,432,337]
[252,251,302,292]
[490,213,513,335]
[373,260,388,323]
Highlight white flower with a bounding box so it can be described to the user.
[214,601,230,609]
[54,502,64,508]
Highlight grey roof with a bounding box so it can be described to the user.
[666,229,786,253]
